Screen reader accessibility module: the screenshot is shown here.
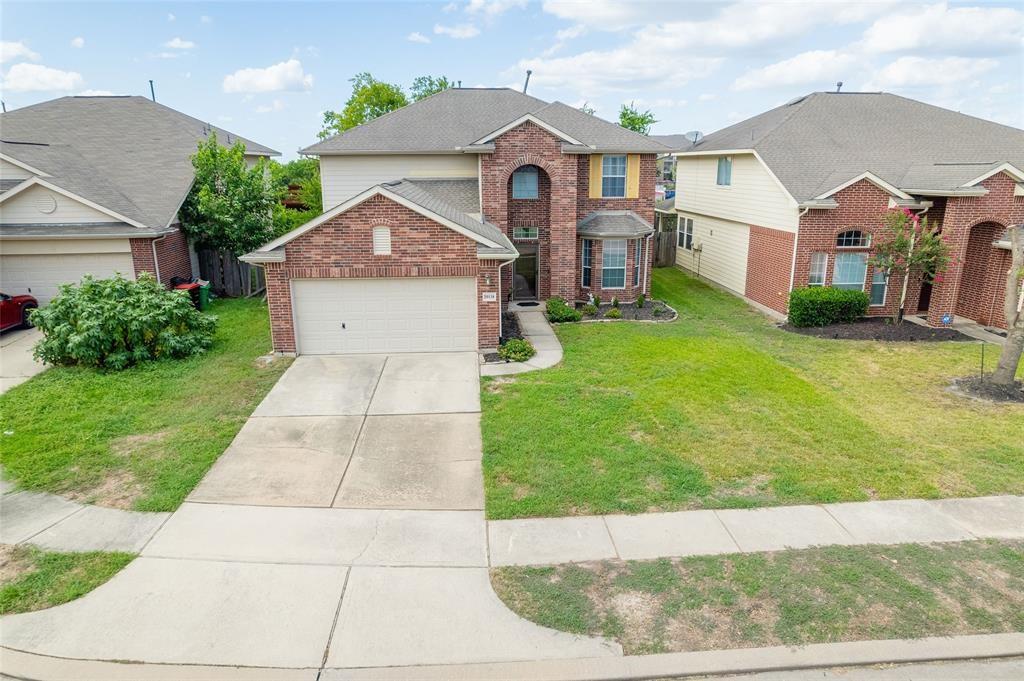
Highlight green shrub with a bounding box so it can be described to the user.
[582,303,598,316]
[31,273,217,370]
[604,307,623,319]
[788,287,870,328]
[546,297,582,323]
[498,338,536,362]
[591,294,601,307]
[611,296,620,308]
[636,294,646,308]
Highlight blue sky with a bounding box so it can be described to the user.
[2,1,1021,159]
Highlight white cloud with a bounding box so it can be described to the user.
[733,50,859,90]
[516,47,721,93]
[862,2,1024,55]
[407,32,431,44]
[167,13,175,22]
[556,24,586,41]
[163,37,196,50]
[223,58,314,93]
[465,0,527,18]
[1,41,40,64]
[2,63,83,92]
[256,98,285,113]
[865,56,998,89]
[434,23,480,39]
[541,0,680,31]
[154,52,182,59]
[70,36,85,49]
[698,93,717,101]
[77,89,115,96]
[200,15,213,24]
[442,2,458,12]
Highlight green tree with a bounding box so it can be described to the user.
[869,209,950,324]
[410,75,454,101]
[579,102,596,115]
[319,72,409,139]
[267,157,323,237]
[618,102,657,135]
[179,133,276,255]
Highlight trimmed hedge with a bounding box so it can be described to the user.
[788,287,869,327]
[499,338,536,362]
[545,297,582,323]
[31,273,217,370]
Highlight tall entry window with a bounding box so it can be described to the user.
[633,239,642,286]
[581,239,593,288]
[602,155,627,197]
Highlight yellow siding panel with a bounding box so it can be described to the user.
[626,154,640,198]
[589,155,603,198]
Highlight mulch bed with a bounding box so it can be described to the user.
[577,300,676,322]
[953,376,1024,403]
[484,312,527,364]
[781,318,973,342]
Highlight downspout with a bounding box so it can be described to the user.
[150,233,168,285]
[788,208,809,294]
[643,233,653,296]
[497,258,514,339]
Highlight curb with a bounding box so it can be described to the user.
[4,633,1022,681]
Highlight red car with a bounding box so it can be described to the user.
[0,292,38,332]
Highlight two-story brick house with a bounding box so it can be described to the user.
[672,92,1024,330]
[243,88,668,354]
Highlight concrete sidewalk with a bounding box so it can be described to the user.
[0,327,46,394]
[481,308,563,376]
[488,495,1024,566]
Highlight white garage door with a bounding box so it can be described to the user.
[0,252,135,304]
[292,278,478,354]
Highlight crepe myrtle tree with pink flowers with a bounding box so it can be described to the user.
[870,208,951,324]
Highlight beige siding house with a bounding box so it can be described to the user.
[320,155,478,209]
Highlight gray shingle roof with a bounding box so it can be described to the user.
[0,96,279,230]
[685,92,1024,202]
[577,211,653,238]
[384,178,515,257]
[303,88,669,155]
[650,134,695,153]
[0,223,164,238]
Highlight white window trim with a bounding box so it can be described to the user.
[601,238,627,289]
[870,269,888,307]
[836,230,871,249]
[678,218,694,251]
[581,238,592,289]
[513,225,539,240]
[511,167,539,200]
[602,154,627,198]
[372,226,392,255]
[633,238,641,286]
[833,252,868,291]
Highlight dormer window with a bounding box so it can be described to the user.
[372,226,392,255]
[836,230,870,248]
[602,155,627,197]
[512,166,539,199]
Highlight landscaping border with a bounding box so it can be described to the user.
[570,301,679,325]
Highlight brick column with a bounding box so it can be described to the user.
[263,263,296,353]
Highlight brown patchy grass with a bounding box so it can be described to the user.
[492,540,1024,655]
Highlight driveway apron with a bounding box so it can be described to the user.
[0,352,618,670]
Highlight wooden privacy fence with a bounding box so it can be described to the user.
[196,248,265,298]
[653,231,678,267]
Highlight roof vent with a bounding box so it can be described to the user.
[785,95,809,106]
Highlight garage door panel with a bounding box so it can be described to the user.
[0,251,135,304]
[292,278,477,355]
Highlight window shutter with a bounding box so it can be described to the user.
[372,226,391,255]
[588,155,603,198]
[626,154,641,198]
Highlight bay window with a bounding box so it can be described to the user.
[601,239,626,288]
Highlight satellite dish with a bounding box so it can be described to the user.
[684,130,703,145]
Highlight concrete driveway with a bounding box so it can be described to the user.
[1,351,618,671]
[0,327,46,394]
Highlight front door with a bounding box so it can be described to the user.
[917,281,932,312]
[513,254,537,300]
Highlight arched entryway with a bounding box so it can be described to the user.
[955,221,1011,327]
[506,164,552,300]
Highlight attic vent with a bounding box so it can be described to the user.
[372,226,392,255]
[785,95,809,106]
[36,191,57,214]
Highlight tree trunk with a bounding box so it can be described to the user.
[991,225,1023,387]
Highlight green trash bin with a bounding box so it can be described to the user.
[198,282,211,311]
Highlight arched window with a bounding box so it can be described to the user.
[836,230,870,248]
[511,166,539,199]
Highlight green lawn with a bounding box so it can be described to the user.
[0,298,290,512]
[0,545,134,615]
[482,267,1024,519]
[492,540,1024,655]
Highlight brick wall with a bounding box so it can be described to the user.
[576,154,657,226]
[795,180,910,318]
[263,193,501,352]
[745,226,795,314]
[926,173,1023,328]
[129,228,193,284]
[507,166,552,298]
[480,121,578,300]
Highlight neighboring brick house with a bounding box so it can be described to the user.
[0,96,278,303]
[673,92,1024,329]
[243,88,669,354]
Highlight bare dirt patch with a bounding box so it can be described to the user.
[0,544,33,584]
[484,376,518,394]
[64,469,145,510]
[952,376,1024,404]
[110,430,171,458]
